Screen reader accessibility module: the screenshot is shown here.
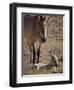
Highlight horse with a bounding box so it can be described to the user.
[23,15,47,65]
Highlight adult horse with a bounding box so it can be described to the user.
[23,15,47,65]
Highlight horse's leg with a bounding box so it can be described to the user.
[33,45,36,65]
[37,48,40,63]
[29,46,33,64]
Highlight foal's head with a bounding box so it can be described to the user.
[35,16,47,43]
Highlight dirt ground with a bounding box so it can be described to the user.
[22,15,63,75]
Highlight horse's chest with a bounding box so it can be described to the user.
[34,41,41,51]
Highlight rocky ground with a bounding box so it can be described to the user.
[22,15,63,75]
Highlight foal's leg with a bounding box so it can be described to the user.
[37,48,40,63]
[33,45,36,65]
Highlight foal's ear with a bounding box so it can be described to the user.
[40,16,46,21]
